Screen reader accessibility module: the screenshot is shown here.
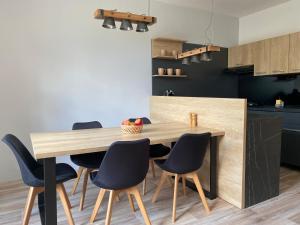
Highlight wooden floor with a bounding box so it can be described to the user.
[1,167,300,225]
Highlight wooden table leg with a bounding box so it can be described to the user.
[208,136,217,199]
[184,136,218,200]
[43,157,57,225]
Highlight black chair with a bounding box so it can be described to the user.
[141,117,171,195]
[89,139,152,225]
[70,121,105,211]
[2,134,77,225]
[151,133,211,223]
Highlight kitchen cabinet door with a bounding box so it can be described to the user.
[289,32,300,74]
[252,40,271,76]
[270,35,289,75]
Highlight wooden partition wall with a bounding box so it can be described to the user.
[150,96,247,208]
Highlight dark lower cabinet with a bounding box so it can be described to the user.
[245,113,282,207]
[248,107,300,167]
[281,129,300,167]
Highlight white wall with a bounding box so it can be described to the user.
[239,0,300,44]
[0,0,238,182]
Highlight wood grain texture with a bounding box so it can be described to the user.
[30,123,224,159]
[289,32,300,73]
[0,167,299,225]
[270,35,290,74]
[150,96,247,209]
[228,44,252,68]
[151,38,183,59]
[252,39,271,76]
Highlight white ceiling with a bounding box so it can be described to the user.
[156,0,291,17]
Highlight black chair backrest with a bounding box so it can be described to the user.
[93,138,150,190]
[2,134,40,186]
[164,133,211,174]
[72,121,102,130]
[141,117,151,125]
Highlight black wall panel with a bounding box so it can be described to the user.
[152,43,238,98]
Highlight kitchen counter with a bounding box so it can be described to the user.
[248,106,300,113]
[245,112,282,207]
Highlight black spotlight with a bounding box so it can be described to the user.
[120,19,133,31]
[190,55,201,63]
[102,17,116,29]
[182,57,191,65]
[200,52,212,61]
[136,22,149,32]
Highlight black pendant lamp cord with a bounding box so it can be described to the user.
[148,0,150,16]
[204,0,215,45]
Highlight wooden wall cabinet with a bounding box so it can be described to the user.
[151,38,184,59]
[289,32,300,73]
[269,35,290,75]
[251,40,270,76]
[228,44,252,68]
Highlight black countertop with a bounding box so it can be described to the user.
[248,106,300,113]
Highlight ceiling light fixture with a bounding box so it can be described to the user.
[182,57,191,65]
[94,0,156,33]
[178,0,219,64]
[102,17,116,29]
[120,19,133,31]
[190,55,201,63]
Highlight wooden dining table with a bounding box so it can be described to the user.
[30,122,225,225]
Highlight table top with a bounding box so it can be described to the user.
[31,122,225,159]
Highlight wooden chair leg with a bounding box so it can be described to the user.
[182,176,186,196]
[71,166,83,195]
[116,194,120,202]
[59,183,72,209]
[142,178,146,195]
[90,189,106,223]
[172,174,179,223]
[152,171,168,203]
[22,187,41,225]
[105,190,116,225]
[131,188,152,225]
[191,173,210,213]
[57,184,75,225]
[127,192,136,213]
[150,159,156,178]
[79,168,91,211]
[167,176,173,187]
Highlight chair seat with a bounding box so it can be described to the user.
[70,152,105,169]
[32,163,77,187]
[155,159,192,174]
[90,167,145,190]
[149,144,170,158]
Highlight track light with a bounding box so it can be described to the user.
[182,57,191,65]
[102,17,116,29]
[120,19,133,31]
[190,55,201,63]
[136,22,149,32]
[200,51,212,61]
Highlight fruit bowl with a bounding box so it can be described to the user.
[121,118,143,134]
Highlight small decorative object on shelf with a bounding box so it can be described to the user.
[175,69,182,76]
[275,98,284,108]
[158,68,166,75]
[121,118,143,134]
[164,89,175,96]
[189,112,198,127]
[167,68,174,76]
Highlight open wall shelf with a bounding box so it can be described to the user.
[152,75,187,78]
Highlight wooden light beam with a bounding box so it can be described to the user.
[177,45,221,59]
[94,9,157,25]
